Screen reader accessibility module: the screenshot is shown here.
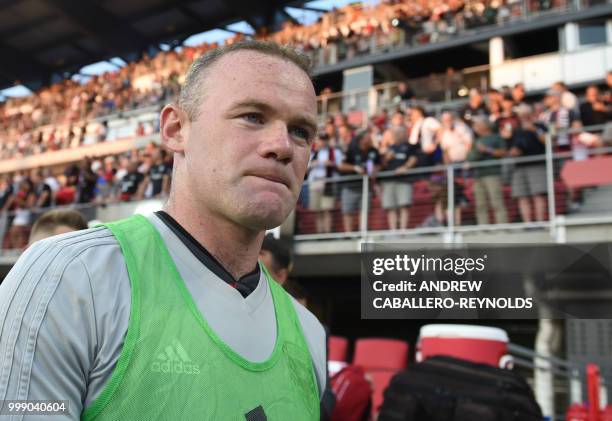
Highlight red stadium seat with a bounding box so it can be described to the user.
[352,338,409,417]
[328,335,349,362]
[368,371,397,417]
[561,156,612,188]
[353,338,409,370]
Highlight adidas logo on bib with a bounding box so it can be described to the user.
[151,339,201,375]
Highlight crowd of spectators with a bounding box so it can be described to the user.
[0,142,172,249]
[1,0,588,161]
[305,78,612,233]
[0,45,214,160]
[0,78,609,247]
[268,0,577,67]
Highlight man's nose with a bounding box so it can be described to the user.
[258,122,293,164]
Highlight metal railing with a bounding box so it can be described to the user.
[295,123,612,243]
[316,66,489,123]
[0,109,160,162]
[509,341,586,421]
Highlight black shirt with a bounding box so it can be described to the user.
[149,163,170,196]
[35,183,52,208]
[342,145,381,187]
[78,171,97,203]
[579,102,610,128]
[119,171,144,196]
[511,127,545,166]
[384,142,419,171]
[460,103,489,125]
[494,114,521,133]
[344,146,381,170]
[0,184,14,210]
[383,142,419,183]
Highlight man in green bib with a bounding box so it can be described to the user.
[0,41,326,420]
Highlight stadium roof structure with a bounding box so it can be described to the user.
[0,0,313,91]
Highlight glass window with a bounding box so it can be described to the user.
[578,21,607,46]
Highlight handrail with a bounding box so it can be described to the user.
[509,343,581,371]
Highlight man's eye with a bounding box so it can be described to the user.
[242,113,265,124]
[290,126,312,143]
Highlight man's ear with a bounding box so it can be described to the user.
[277,268,289,286]
[160,104,188,154]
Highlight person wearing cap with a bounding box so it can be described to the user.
[0,40,326,420]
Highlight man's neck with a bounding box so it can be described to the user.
[163,199,264,280]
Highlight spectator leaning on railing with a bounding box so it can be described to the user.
[438,111,472,227]
[539,88,581,151]
[467,117,509,226]
[2,177,36,249]
[380,124,418,230]
[137,148,172,200]
[580,85,610,129]
[117,161,145,202]
[509,112,548,223]
[604,70,612,104]
[31,170,53,211]
[307,132,344,234]
[338,130,381,233]
[408,105,442,167]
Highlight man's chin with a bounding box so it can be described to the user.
[229,191,296,231]
[237,204,291,231]
[239,213,287,232]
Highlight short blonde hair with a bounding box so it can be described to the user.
[178,40,312,121]
[31,209,88,239]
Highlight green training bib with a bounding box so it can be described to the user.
[82,214,319,421]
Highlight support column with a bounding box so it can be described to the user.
[489,36,505,66]
[564,22,579,52]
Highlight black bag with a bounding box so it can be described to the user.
[378,356,542,421]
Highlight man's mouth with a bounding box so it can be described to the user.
[247,173,290,189]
